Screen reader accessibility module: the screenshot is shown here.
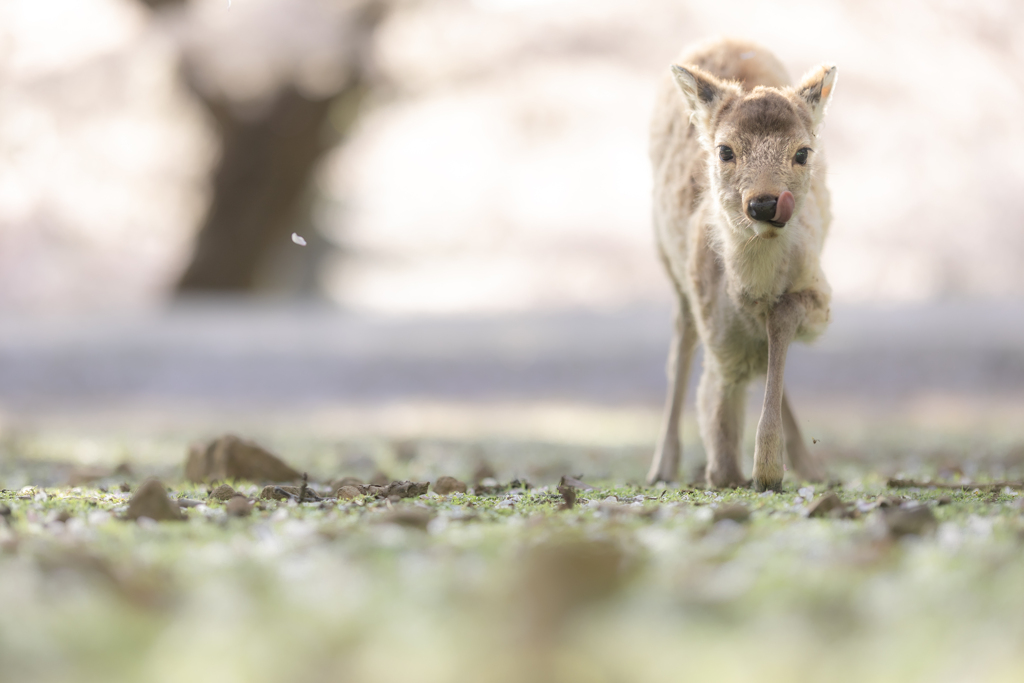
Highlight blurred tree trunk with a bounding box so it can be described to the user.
[137,0,383,294]
[176,82,363,293]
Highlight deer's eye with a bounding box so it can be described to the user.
[718,146,735,162]
[794,148,811,165]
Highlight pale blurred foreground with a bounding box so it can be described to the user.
[3,436,1024,683]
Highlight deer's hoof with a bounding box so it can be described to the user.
[752,472,783,492]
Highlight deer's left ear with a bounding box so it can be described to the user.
[797,65,837,132]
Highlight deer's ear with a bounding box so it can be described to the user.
[797,64,837,132]
[671,64,732,137]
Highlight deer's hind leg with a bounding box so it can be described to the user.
[646,297,698,485]
[698,361,748,489]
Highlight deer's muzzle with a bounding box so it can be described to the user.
[747,191,794,228]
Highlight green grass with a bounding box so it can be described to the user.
[3,435,1024,683]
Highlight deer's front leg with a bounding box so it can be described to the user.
[752,294,806,491]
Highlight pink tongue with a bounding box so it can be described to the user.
[774,191,794,224]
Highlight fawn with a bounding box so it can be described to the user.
[646,38,836,491]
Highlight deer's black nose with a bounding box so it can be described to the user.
[748,195,778,222]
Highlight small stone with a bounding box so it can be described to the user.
[936,495,953,506]
[712,503,750,523]
[124,479,184,522]
[336,485,363,500]
[332,477,363,490]
[433,476,467,495]
[806,492,843,518]
[883,505,937,538]
[209,484,236,501]
[225,495,252,517]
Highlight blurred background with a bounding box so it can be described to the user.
[1,0,1023,457]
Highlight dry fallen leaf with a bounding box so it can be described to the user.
[559,475,594,491]
[66,465,112,487]
[368,471,391,487]
[375,507,434,530]
[53,510,72,524]
[35,546,172,609]
[713,503,751,523]
[185,434,300,484]
[336,485,363,500]
[433,476,467,495]
[225,495,252,517]
[517,535,636,642]
[125,479,184,522]
[472,460,497,484]
[208,484,236,501]
[364,481,429,499]
[259,485,323,502]
[806,492,844,518]
[883,505,937,538]
[331,477,364,490]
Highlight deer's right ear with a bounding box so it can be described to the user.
[671,65,729,137]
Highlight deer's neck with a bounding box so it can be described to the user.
[716,213,798,305]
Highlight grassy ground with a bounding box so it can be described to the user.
[3,430,1024,683]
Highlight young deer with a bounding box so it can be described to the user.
[645,38,835,491]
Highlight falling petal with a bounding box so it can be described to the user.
[291,233,307,246]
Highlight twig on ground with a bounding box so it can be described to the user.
[557,484,577,510]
